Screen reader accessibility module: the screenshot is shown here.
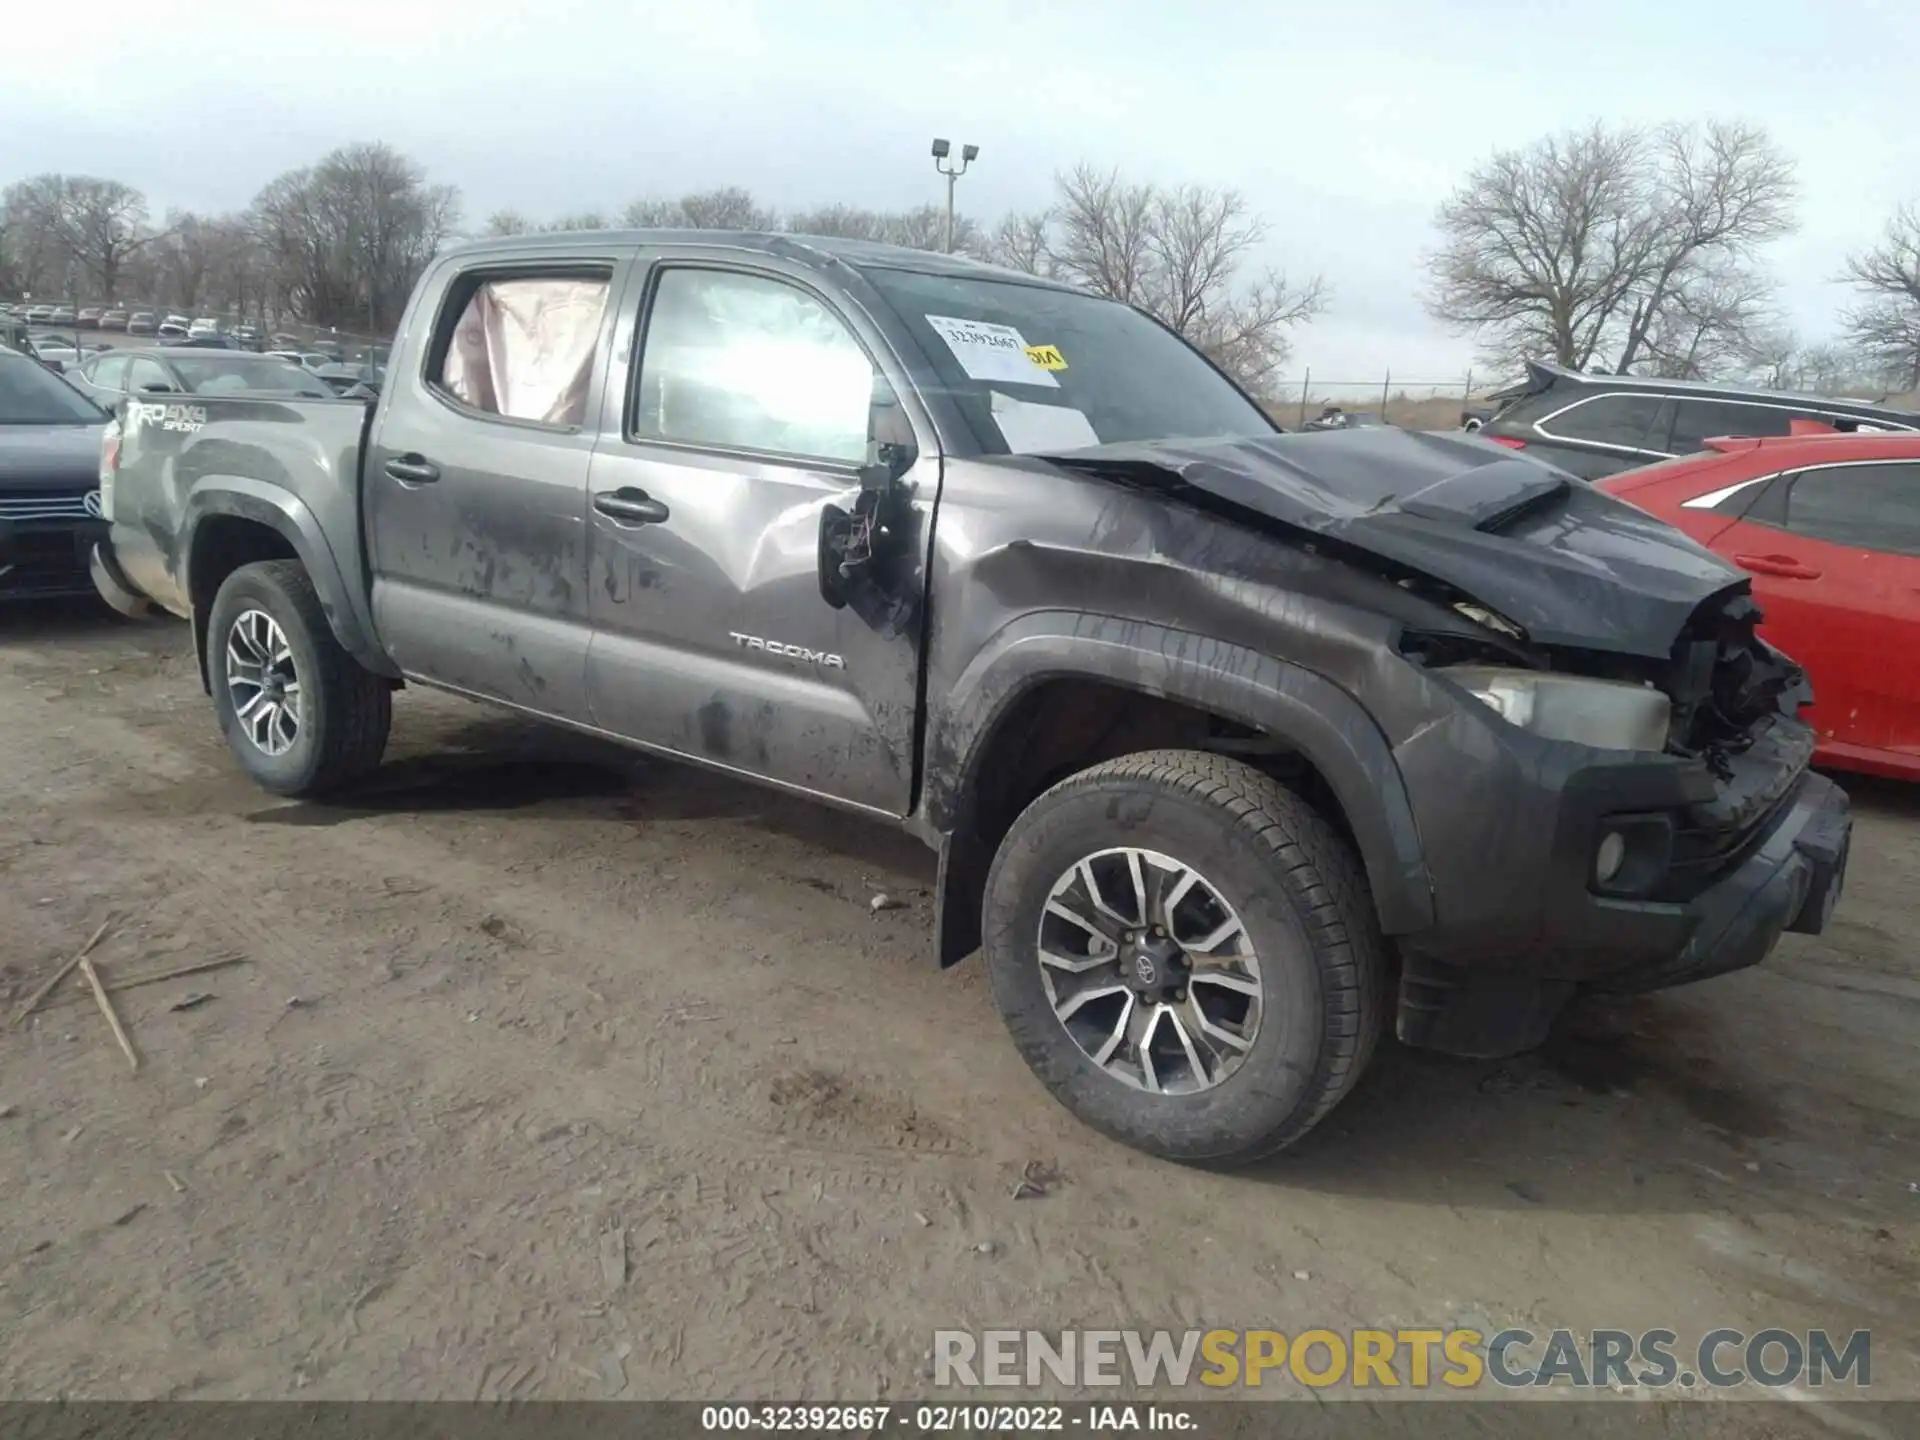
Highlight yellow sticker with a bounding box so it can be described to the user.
[1025,344,1068,371]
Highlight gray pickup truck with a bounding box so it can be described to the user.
[90,230,1850,1164]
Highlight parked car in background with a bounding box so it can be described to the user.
[311,363,379,397]
[66,347,334,406]
[48,307,76,326]
[0,347,111,600]
[1602,430,1920,781]
[25,306,56,325]
[99,309,130,331]
[187,318,221,339]
[233,326,262,349]
[28,343,97,374]
[76,307,103,328]
[1302,406,1386,432]
[1480,360,1920,480]
[88,230,1849,1163]
[156,322,190,343]
[127,312,157,336]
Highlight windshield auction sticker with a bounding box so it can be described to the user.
[924,315,1060,387]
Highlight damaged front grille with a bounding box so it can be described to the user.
[1653,592,1813,900]
[1663,592,1807,774]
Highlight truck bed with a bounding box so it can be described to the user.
[107,394,377,636]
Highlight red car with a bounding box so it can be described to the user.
[1599,428,1920,780]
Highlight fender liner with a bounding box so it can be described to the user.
[923,613,1434,966]
[180,477,397,686]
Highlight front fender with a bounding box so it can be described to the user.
[923,611,1435,961]
[182,476,395,681]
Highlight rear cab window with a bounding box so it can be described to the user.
[858,267,1274,454]
[425,264,615,429]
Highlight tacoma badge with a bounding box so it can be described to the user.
[728,632,846,669]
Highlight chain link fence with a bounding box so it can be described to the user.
[1273,371,1511,431]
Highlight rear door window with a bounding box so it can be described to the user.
[1668,400,1795,450]
[1778,462,1920,556]
[428,267,614,428]
[1539,393,1666,451]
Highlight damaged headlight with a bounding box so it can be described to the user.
[1443,666,1670,752]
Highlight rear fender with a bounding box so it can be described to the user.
[181,477,395,686]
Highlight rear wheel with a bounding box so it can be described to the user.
[206,560,390,797]
[981,749,1387,1164]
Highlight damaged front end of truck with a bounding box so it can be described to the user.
[1038,428,1848,1058]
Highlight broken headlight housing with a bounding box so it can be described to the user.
[1444,666,1670,753]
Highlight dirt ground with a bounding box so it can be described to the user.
[0,601,1914,1428]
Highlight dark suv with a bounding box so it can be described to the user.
[1481,360,1920,480]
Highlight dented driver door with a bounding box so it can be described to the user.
[581,253,939,815]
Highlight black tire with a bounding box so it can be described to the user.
[206,559,391,797]
[981,749,1387,1165]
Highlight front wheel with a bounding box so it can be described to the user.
[981,750,1387,1165]
[206,559,391,797]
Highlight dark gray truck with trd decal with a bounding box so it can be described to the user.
[90,231,1851,1164]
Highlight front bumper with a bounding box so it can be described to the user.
[1392,709,1849,1058]
[0,511,106,600]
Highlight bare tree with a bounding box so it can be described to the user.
[154,210,220,310]
[58,177,153,299]
[1635,261,1776,380]
[1840,203,1920,392]
[1426,120,1796,377]
[1,174,153,300]
[622,186,778,230]
[786,202,982,254]
[985,209,1053,276]
[1001,166,1323,393]
[0,177,68,297]
[250,143,459,332]
[1048,165,1157,304]
[482,209,535,237]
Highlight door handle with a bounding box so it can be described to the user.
[1734,553,1822,580]
[593,488,670,526]
[384,455,440,485]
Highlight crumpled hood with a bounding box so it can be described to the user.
[1039,428,1746,658]
[0,422,104,493]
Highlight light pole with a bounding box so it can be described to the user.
[931,138,979,254]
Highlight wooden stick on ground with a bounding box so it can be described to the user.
[77,956,139,1073]
[12,916,114,1027]
[34,954,250,1013]
[104,954,246,996]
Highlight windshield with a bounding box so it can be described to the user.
[169,356,333,396]
[0,352,104,425]
[860,267,1275,454]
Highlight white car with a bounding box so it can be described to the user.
[187,317,222,339]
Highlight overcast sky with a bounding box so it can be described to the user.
[7,0,1917,384]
